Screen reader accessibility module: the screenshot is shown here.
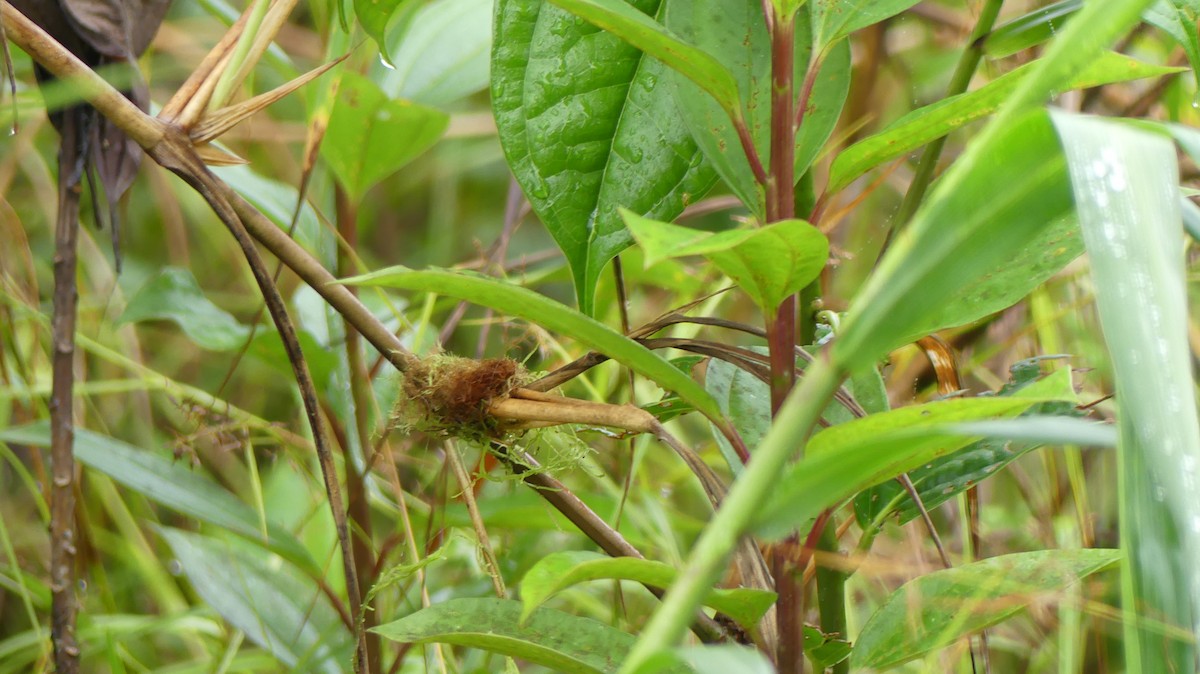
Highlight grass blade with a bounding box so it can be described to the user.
[1053,110,1200,671]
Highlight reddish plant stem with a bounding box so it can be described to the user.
[735,117,769,187]
[763,8,805,674]
[766,9,797,416]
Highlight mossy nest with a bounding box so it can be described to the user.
[394,355,526,439]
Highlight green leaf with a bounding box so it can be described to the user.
[547,0,742,119]
[160,528,351,673]
[1054,111,1200,670]
[354,0,411,65]
[341,267,725,422]
[519,551,776,630]
[854,367,1085,527]
[757,368,1075,539]
[623,212,828,313]
[212,164,324,260]
[669,645,774,674]
[663,2,849,213]
[119,268,250,351]
[622,2,1159,665]
[834,109,1073,371]
[795,38,851,178]
[322,72,448,201]
[700,220,827,314]
[623,213,749,267]
[704,351,771,474]
[0,423,320,577]
[852,549,1120,670]
[373,598,678,674]
[804,627,852,670]
[834,0,1161,372]
[491,0,717,315]
[1144,0,1200,88]
[380,0,492,106]
[828,52,1184,194]
[983,0,1082,58]
[943,417,1118,448]
[811,0,923,50]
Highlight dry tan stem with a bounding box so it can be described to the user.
[160,4,252,121]
[190,56,344,144]
[490,397,656,432]
[445,441,506,598]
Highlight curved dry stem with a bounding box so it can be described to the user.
[146,129,370,673]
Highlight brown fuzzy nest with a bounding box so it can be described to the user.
[396,355,523,437]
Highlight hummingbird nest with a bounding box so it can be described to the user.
[394,355,526,439]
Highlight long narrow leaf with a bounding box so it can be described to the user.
[340,267,725,422]
[1053,111,1200,671]
[0,424,319,577]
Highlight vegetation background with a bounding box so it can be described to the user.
[1,0,1199,672]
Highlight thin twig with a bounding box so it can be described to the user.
[48,112,83,674]
[445,441,506,597]
[146,131,370,673]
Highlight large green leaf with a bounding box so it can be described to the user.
[380,0,493,106]
[623,212,828,313]
[757,368,1075,539]
[828,52,1184,194]
[664,1,850,213]
[833,109,1073,370]
[1054,111,1200,671]
[519,551,776,630]
[0,423,320,577]
[853,549,1120,670]
[322,72,448,201]
[160,528,351,673]
[492,0,718,314]
[546,0,742,117]
[373,598,682,673]
[341,267,725,422]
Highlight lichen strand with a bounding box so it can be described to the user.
[398,356,523,437]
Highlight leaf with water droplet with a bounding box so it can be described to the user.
[1054,111,1200,668]
[355,0,416,67]
[378,0,493,106]
[492,0,716,315]
[321,72,447,201]
[983,0,1082,58]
